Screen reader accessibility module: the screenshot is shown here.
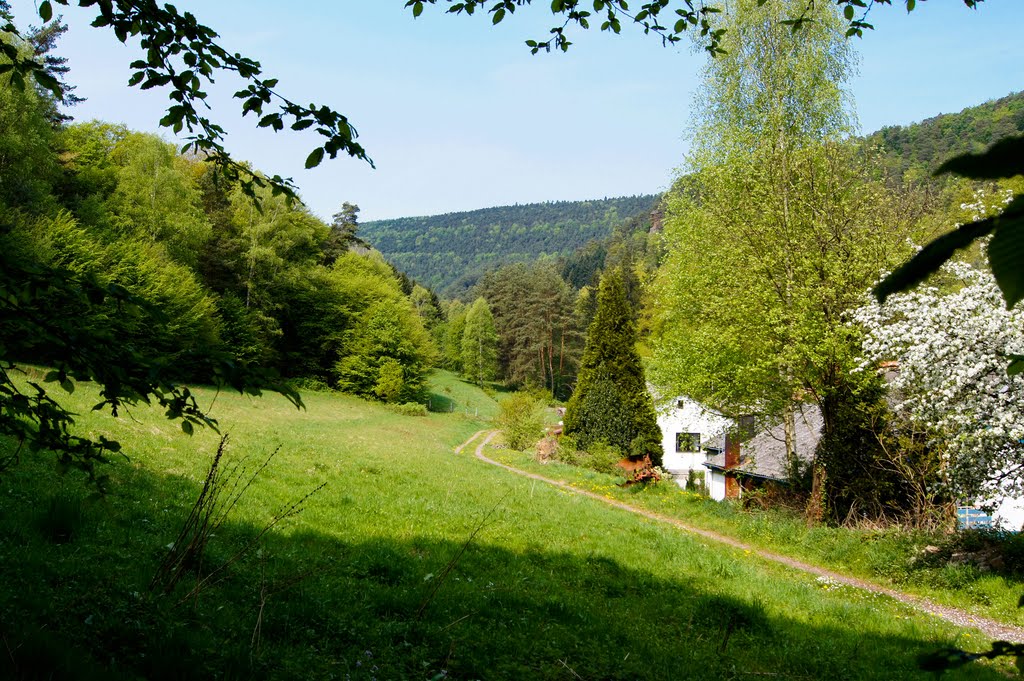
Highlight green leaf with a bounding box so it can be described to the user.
[873,216,998,302]
[305,147,325,169]
[988,213,1024,308]
[181,420,194,436]
[1008,355,1024,377]
[492,8,505,24]
[844,5,854,20]
[39,1,53,22]
[32,70,62,96]
[412,1,423,17]
[906,0,916,11]
[935,135,1024,180]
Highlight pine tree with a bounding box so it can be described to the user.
[564,268,661,465]
[461,297,498,386]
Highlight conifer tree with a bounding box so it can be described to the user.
[461,297,498,386]
[564,268,661,465]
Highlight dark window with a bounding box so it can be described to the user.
[676,432,701,453]
[677,399,686,409]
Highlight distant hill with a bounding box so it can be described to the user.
[364,91,1024,297]
[361,195,660,296]
[866,90,1024,178]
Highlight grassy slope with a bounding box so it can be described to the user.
[0,374,1007,679]
[489,447,1024,626]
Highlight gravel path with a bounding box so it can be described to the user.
[457,430,1024,644]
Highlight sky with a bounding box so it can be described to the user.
[8,1,1024,222]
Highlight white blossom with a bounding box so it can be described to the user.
[852,230,1024,504]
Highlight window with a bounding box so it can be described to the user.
[676,432,701,453]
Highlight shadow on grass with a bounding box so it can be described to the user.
[0,460,1007,680]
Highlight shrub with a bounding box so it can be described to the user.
[685,469,708,496]
[386,402,429,417]
[586,441,624,475]
[497,393,544,451]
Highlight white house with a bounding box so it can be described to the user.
[655,395,819,502]
[655,397,731,493]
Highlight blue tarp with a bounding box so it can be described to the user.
[957,507,993,529]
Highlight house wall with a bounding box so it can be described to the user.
[994,496,1024,531]
[709,470,727,502]
[655,397,732,491]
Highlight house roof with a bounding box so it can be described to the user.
[704,404,822,482]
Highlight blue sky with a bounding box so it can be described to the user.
[9,1,1024,221]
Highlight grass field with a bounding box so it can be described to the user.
[0,370,1010,679]
[488,446,1024,627]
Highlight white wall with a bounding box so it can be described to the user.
[655,397,732,491]
[994,497,1024,530]
[709,470,727,502]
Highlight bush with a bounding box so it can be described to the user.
[497,393,544,451]
[386,402,429,417]
[685,469,708,497]
[288,376,332,392]
[587,441,624,475]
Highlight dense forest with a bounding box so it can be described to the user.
[360,195,660,296]
[0,22,441,418]
[866,90,1024,179]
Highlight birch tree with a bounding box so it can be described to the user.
[461,297,499,386]
[648,0,927,517]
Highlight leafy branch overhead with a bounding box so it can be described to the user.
[1,0,374,202]
[404,0,983,55]
[0,257,302,484]
[2,1,984,197]
[873,135,1024,310]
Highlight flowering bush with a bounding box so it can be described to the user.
[852,197,1024,502]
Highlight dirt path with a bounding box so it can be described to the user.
[456,430,1024,644]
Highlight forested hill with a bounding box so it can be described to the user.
[866,90,1024,177]
[364,91,1022,297]
[361,195,660,295]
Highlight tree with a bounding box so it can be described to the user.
[334,300,433,403]
[477,262,581,398]
[441,299,468,372]
[105,132,212,269]
[853,221,1024,506]
[322,201,365,266]
[16,6,84,124]
[648,0,932,518]
[461,297,499,386]
[563,267,661,465]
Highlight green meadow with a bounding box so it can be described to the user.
[491,442,1024,627]
[0,370,1008,679]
